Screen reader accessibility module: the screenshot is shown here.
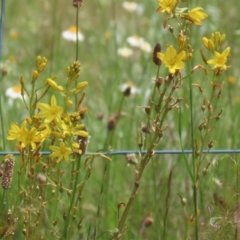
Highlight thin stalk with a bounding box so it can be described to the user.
[63,155,82,239]
[187,61,198,239]
[117,97,172,234]
[162,169,173,239]
[75,7,79,106]
[0,88,5,150]
[48,0,58,76]
[75,7,79,61]
[0,0,5,150]
[95,95,124,237]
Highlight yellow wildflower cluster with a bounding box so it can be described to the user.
[202,32,230,71]
[156,1,230,75]
[7,57,88,163]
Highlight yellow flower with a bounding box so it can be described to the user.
[21,125,42,150]
[202,32,226,52]
[35,95,63,123]
[49,142,72,163]
[7,121,43,150]
[207,47,230,70]
[157,0,177,14]
[182,7,208,25]
[38,123,51,141]
[7,122,22,141]
[59,118,88,138]
[157,45,186,73]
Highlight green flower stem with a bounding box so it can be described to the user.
[63,154,82,239]
[29,83,36,117]
[0,86,5,150]
[117,86,175,235]
[75,7,79,107]
[186,61,198,240]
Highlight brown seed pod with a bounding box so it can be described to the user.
[1,155,15,189]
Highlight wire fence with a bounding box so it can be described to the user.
[0,149,240,156]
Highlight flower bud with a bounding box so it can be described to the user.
[152,43,162,66]
[32,70,39,82]
[47,78,64,92]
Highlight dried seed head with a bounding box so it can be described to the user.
[73,0,83,8]
[143,216,154,228]
[37,173,47,183]
[107,117,117,131]
[125,154,138,165]
[141,124,151,134]
[97,112,104,121]
[152,43,162,66]
[1,155,15,189]
[77,136,88,154]
[144,106,151,115]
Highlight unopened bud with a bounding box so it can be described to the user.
[208,141,214,149]
[202,168,208,175]
[107,117,117,131]
[144,106,151,115]
[38,63,46,72]
[74,81,88,94]
[67,100,73,106]
[152,43,162,66]
[47,78,64,92]
[141,125,151,134]
[181,198,187,206]
[32,70,39,82]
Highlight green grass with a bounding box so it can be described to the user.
[0,0,240,239]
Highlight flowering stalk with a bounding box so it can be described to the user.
[5,56,89,238]
[115,1,230,239]
[117,71,185,237]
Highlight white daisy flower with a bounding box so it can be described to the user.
[140,41,152,53]
[6,85,22,99]
[117,47,133,58]
[127,35,145,47]
[122,2,139,12]
[120,81,140,96]
[62,26,84,42]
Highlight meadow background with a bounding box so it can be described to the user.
[0,0,240,239]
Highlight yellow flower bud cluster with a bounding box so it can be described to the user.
[36,56,48,72]
[66,61,81,83]
[202,32,226,52]
[31,56,48,83]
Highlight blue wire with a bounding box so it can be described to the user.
[0,149,240,156]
